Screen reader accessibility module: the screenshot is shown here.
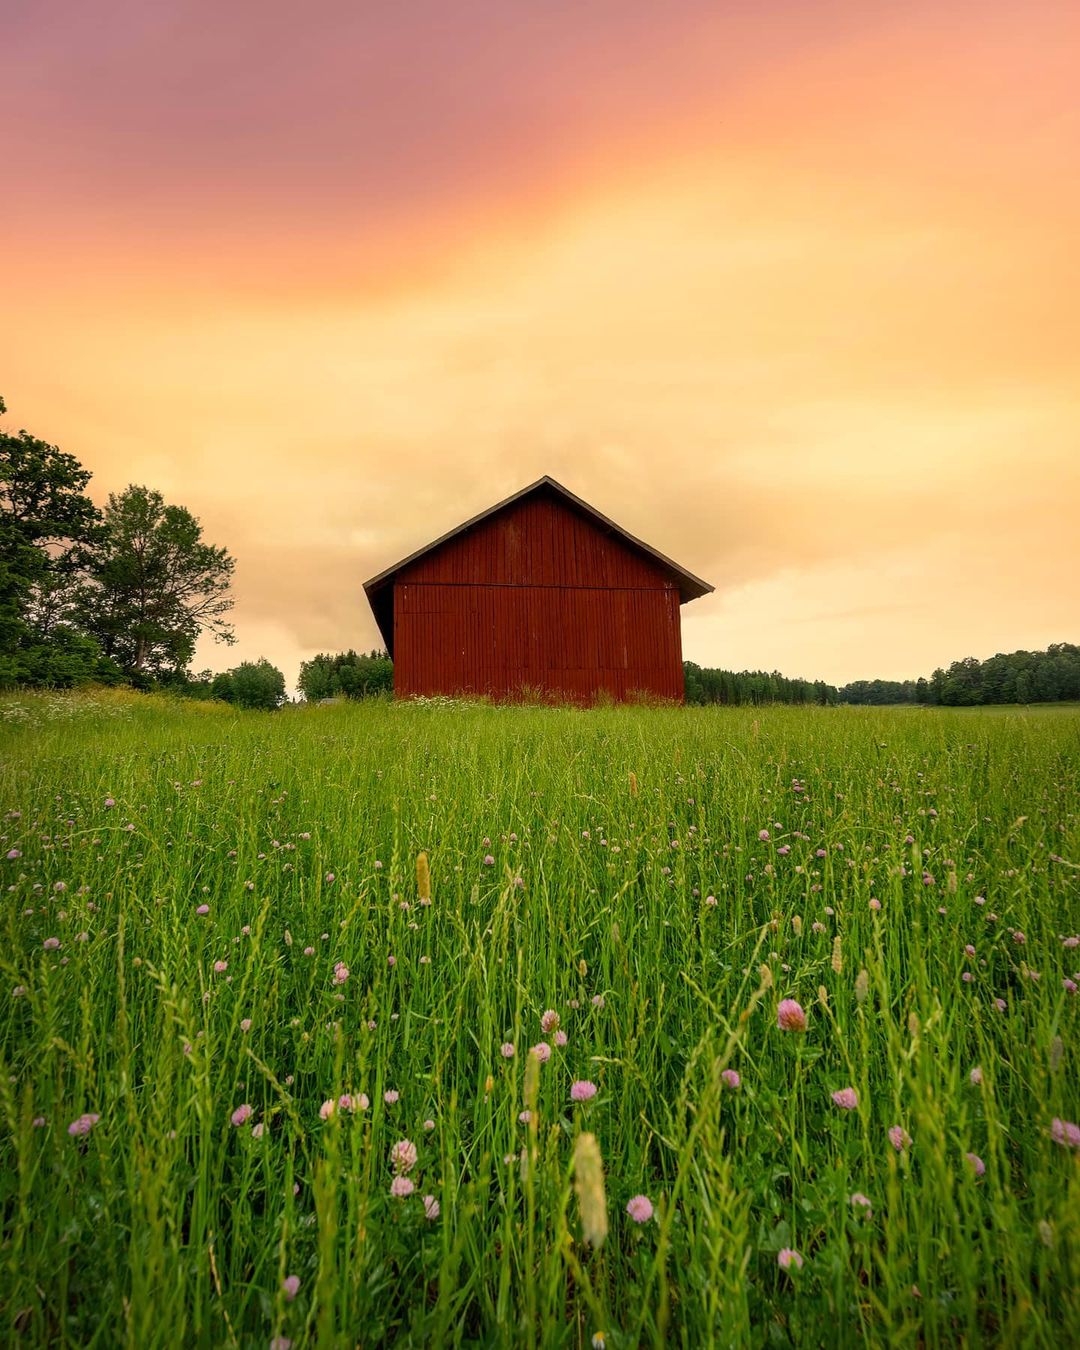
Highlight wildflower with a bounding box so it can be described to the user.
[1050,1118,1080,1149]
[592,1335,606,1350]
[270,1338,292,1350]
[387,954,396,967]
[391,1139,418,1172]
[282,1274,300,1301]
[104,798,115,808]
[777,999,807,1032]
[530,1042,552,1063]
[758,829,770,841]
[571,1080,598,1102]
[483,854,495,866]
[304,946,315,956]
[319,1099,336,1120]
[777,1248,803,1272]
[423,1118,434,1131]
[423,1194,440,1220]
[357,1094,370,1110]
[869,898,881,911]
[6,849,21,860]
[500,1042,515,1058]
[231,1104,253,1127]
[969,1066,983,1086]
[332,962,349,985]
[33,1116,46,1128]
[626,1194,654,1223]
[518,1110,531,1124]
[831,1087,858,1111]
[390,1175,415,1198]
[213,960,228,974]
[554,1029,568,1047]
[384,1089,399,1104]
[888,1125,912,1152]
[196,904,210,915]
[13,985,26,998]
[850,1192,872,1216]
[240,1018,252,1032]
[338,1094,355,1112]
[1065,979,1078,993]
[252,1123,265,1139]
[540,1009,560,1035]
[705,894,718,907]
[1013,931,1026,945]
[591,994,605,1008]
[994,998,1007,1013]
[43,937,60,951]
[965,1152,986,1177]
[67,1113,100,1136]
[721,1069,741,1090]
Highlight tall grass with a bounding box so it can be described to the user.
[1,689,1078,1346]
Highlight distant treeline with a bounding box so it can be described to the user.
[683,643,1080,708]
[683,662,839,706]
[838,643,1080,706]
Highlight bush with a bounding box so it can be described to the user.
[211,658,286,710]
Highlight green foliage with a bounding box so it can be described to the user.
[684,661,838,706]
[0,395,104,686]
[211,657,286,710]
[1,694,1078,1345]
[841,644,1080,707]
[298,649,392,701]
[78,484,236,678]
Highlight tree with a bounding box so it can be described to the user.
[298,650,393,701]
[0,395,107,685]
[80,485,235,678]
[211,659,286,710]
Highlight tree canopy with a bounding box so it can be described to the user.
[78,484,236,678]
[1,398,236,688]
[211,658,286,710]
[298,650,393,701]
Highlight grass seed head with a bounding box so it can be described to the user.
[416,851,431,902]
[573,1132,608,1249]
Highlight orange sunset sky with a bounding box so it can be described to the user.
[2,0,1078,687]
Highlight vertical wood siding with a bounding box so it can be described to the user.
[393,492,686,703]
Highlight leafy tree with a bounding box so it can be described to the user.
[79,485,235,677]
[298,649,393,701]
[211,658,286,710]
[0,395,107,686]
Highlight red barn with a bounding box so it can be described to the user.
[363,476,712,703]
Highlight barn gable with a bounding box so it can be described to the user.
[363,476,712,702]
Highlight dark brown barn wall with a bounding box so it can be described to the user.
[393,492,686,703]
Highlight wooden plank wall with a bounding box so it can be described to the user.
[393,493,686,703]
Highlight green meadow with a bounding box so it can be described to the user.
[1,690,1078,1347]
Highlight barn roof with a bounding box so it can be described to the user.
[363,475,714,655]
